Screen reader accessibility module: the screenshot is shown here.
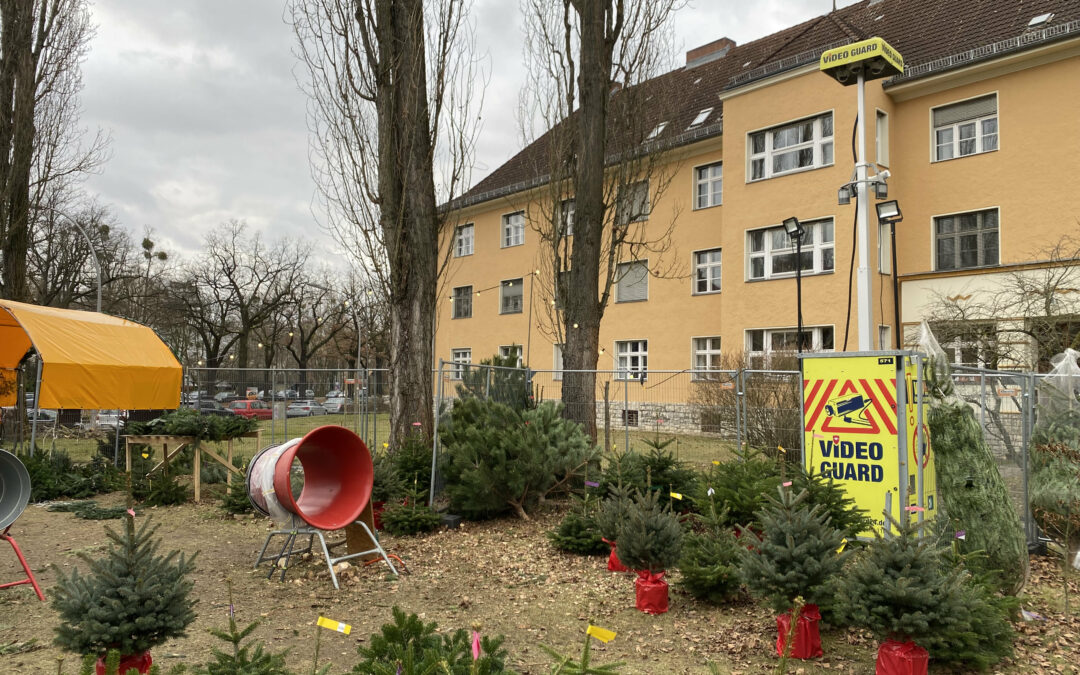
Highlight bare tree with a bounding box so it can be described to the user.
[519,0,684,439]
[291,0,482,445]
[282,272,350,381]
[0,0,107,301]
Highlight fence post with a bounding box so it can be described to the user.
[979,372,986,432]
[624,374,630,453]
[737,369,746,454]
[1023,372,1035,544]
[430,360,445,504]
[603,381,610,455]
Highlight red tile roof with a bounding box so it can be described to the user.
[459,0,1080,207]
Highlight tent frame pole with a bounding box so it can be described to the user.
[28,358,43,457]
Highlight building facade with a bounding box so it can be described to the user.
[437,0,1080,384]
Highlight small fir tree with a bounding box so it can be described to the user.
[51,516,197,657]
[613,489,683,574]
[198,581,291,674]
[354,606,511,674]
[595,484,633,543]
[541,631,624,673]
[739,487,849,613]
[381,473,443,536]
[790,469,874,539]
[549,495,607,556]
[694,447,780,528]
[679,497,742,604]
[841,516,1014,670]
[220,481,253,515]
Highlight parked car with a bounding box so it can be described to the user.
[304,389,315,398]
[273,389,299,400]
[91,410,128,429]
[325,389,343,398]
[26,408,58,423]
[286,400,328,417]
[193,400,236,417]
[214,391,236,402]
[228,399,273,420]
[322,397,352,414]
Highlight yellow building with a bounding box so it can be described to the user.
[438,0,1080,384]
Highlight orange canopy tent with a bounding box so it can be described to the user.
[0,299,181,410]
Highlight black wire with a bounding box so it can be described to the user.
[843,113,859,351]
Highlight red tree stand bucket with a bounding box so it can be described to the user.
[634,570,669,614]
[775,604,823,659]
[96,651,152,675]
[876,640,928,675]
[248,425,374,530]
[602,538,628,572]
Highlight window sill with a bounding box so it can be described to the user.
[745,270,834,283]
[692,203,722,211]
[615,298,649,304]
[930,147,998,164]
[500,243,524,249]
[746,161,834,184]
[451,316,472,320]
[692,290,722,296]
[453,252,474,258]
[499,311,524,315]
[931,262,1001,274]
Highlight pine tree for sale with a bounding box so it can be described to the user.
[52,516,197,673]
[739,487,848,659]
[613,489,683,614]
[679,495,742,605]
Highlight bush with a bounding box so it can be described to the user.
[549,503,607,556]
[354,606,511,674]
[679,498,742,605]
[439,398,596,520]
[381,502,442,536]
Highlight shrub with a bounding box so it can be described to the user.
[739,487,848,613]
[613,489,683,574]
[439,398,596,520]
[354,606,511,674]
[679,498,742,605]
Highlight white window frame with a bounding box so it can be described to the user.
[499,344,523,367]
[500,277,524,314]
[747,218,834,281]
[450,348,472,380]
[559,199,575,237]
[454,223,474,257]
[933,321,998,369]
[694,162,723,209]
[688,107,713,129]
[747,112,834,182]
[746,325,835,368]
[614,339,648,381]
[615,260,649,303]
[933,208,999,271]
[693,248,722,295]
[647,122,668,140]
[616,180,650,224]
[553,343,564,381]
[691,336,723,379]
[876,110,889,166]
[501,211,525,248]
[932,94,998,162]
[451,285,472,319]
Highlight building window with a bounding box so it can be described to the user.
[694,162,723,209]
[876,110,889,166]
[500,278,523,314]
[931,321,998,369]
[502,211,525,247]
[499,344,523,367]
[616,180,650,224]
[933,94,997,162]
[692,336,723,378]
[615,260,649,303]
[621,409,640,427]
[553,343,564,381]
[934,209,999,271]
[748,218,834,280]
[879,221,892,275]
[615,339,648,380]
[454,223,474,257]
[694,248,722,294]
[688,107,713,129]
[748,112,833,181]
[452,286,472,319]
[746,326,834,368]
[559,199,575,237]
[450,348,471,380]
[647,122,667,140]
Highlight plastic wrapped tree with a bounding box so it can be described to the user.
[920,321,1028,594]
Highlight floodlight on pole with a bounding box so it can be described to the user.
[876,200,904,350]
[782,217,806,353]
[820,37,904,351]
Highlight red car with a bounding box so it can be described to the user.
[228,399,273,420]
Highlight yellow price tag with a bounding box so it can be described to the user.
[586,624,616,643]
[317,616,351,635]
[836,538,848,554]
[670,492,683,500]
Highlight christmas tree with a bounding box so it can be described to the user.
[739,487,848,613]
[840,516,1015,669]
[52,516,197,657]
[199,581,291,674]
[549,496,608,556]
[679,495,742,605]
[613,489,683,574]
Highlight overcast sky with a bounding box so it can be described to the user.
[80,0,857,262]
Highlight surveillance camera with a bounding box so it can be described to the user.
[878,169,891,181]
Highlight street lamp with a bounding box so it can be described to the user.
[38,205,102,313]
[876,200,904,349]
[782,216,806,353]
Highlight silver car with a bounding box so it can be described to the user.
[285,399,328,417]
[322,397,352,414]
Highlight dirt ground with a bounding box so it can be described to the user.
[1,493,1078,674]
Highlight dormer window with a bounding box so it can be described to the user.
[688,107,714,129]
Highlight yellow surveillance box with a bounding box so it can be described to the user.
[820,37,903,85]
